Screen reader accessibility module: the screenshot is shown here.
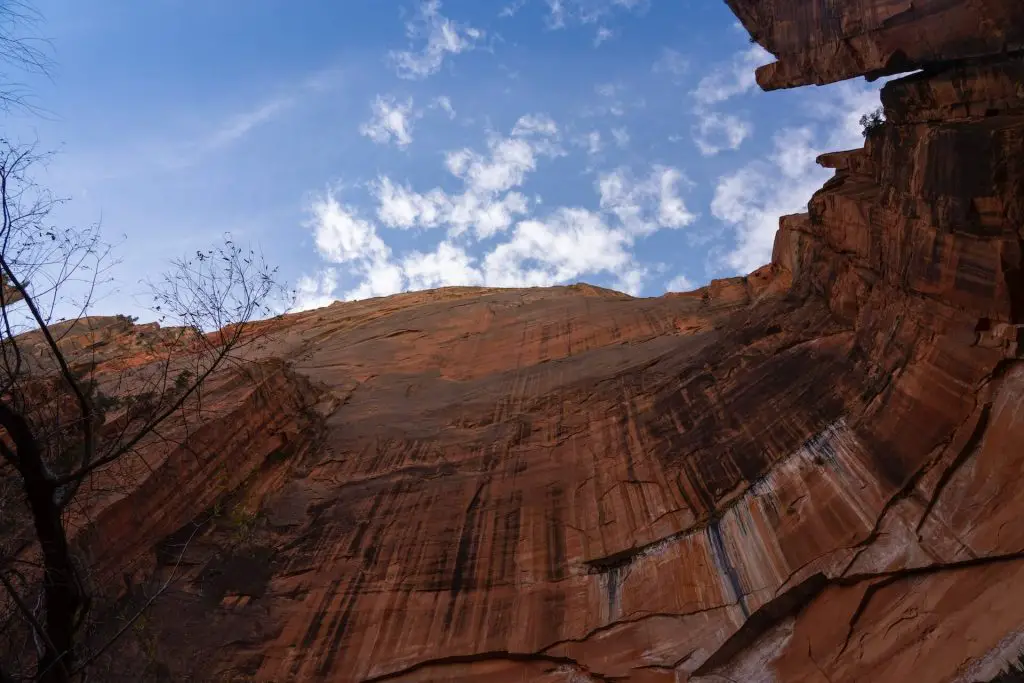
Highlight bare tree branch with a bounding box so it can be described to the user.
[0,136,284,682]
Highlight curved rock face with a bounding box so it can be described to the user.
[7,3,1024,682]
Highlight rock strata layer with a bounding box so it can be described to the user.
[5,2,1024,681]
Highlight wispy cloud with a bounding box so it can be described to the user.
[594,27,615,46]
[693,112,751,156]
[652,47,689,82]
[544,0,649,28]
[692,45,771,106]
[206,97,294,150]
[431,95,456,119]
[389,1,484,80]
[499,0,528,18]
[611,127,629,148]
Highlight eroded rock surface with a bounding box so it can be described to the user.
[5,2,1024,681]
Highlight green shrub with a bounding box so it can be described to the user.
[860,107,886,138]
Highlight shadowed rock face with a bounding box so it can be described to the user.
[5,2,1024,682]
[727,0,1024,90]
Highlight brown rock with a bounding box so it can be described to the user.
[6,2,1024,681]
[726,0,1024,90]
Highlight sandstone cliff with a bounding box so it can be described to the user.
[6,1,1024,681]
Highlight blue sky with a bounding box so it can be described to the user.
[8,0,885,316]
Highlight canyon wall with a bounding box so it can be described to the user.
[5,1,1024,681]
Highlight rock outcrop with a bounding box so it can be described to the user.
[5,1,1024,681]
[728,0,1024,90]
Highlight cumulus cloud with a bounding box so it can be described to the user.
[449,115,563,195]
[482,208,633,287]
[368,114,559,240]
[311,194,391,264]
[375,178,449,228]
[360,95,417,147]
[404,242,481,289]
[298,104,700,306]
[345,260,406,301]
[598,165,695,235]
[389,0,483,80]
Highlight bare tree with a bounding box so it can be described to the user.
[0,0,51,114]
[0,140,283,682]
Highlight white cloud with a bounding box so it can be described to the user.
[482,208,634,287]
[293,268,338,311]
[310,193,390,264]
[207,97,293,149]
[389,0,483,80]
[693,112,751,156]
[499,0,528,18]
[692,45,771,106]
[614,267,647,296]
[599,165,695,236]
[345,258,406,300]
[594,27,615,46]
[771,127,820,179]
[368,114,559,240]
[511,113,560,139]
[811,81,892,150]
[403,242,482,289]
[584,130,602,155]
[544,0,649,27]
[305,109,698,302]
[449,115,562,195]
[305,200,650,300]
[665,273,694,292]
[360,95,417,147]
[711,80,883,274]
[446,191,530,238]
[432,95,456,119]
[584,82,634,118]
[448,138,536,193]
[611,127,630,147]
[375,177,448,228]
[653,48,689,81]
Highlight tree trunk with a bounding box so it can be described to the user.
[0,404,80,683]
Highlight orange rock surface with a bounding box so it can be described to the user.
[5,2,1024,681]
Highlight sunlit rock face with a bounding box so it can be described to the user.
[11,2,1024,681]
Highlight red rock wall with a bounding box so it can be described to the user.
[7,2,1024,681]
